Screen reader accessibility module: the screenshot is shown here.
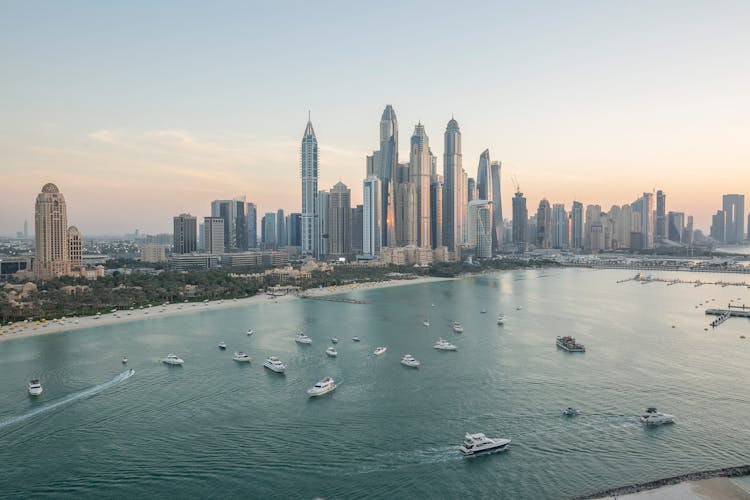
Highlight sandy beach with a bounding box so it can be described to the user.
[0,275,452,343]
[612,476,750,499]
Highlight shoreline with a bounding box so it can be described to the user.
[0,275,453,343]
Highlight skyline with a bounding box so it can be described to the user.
[2,1,750,235]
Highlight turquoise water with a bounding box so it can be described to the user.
[1,269,749,499]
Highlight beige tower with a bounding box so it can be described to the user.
[35,183,71,279]
[68,226,83,268]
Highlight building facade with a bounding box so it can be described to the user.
[173,213,197,254]
[301,116,318,256]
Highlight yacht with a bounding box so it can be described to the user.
[480,309,487,314]
[246,329,254,336]
[122,356,128,364]
[217,342,227,350]
[28,379,43,396]
[400,354,420,368]
[307,376,336,397]
[330,337,338,344]
[562,407,580,416]
[452,321,464,333]
[639,407,675,425]
[232,351,251,362]
[325,346,338,357]
[373,346,387,355]
[422,320,430,327]
[161,354,184,365]
[295,332,312,344]
[459,433,511,456]
[516,306,523,311]
[497,314,506,325]
[263,356,287,373]
[433,338,457,351]
[556,336,586,352]
[352,336,361,342]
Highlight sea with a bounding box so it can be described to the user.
[1,268,748,499]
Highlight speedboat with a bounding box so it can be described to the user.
[331,337,338,344]
[218,342,227,350]
[556,336,586,352]
[639,407,675,425]
[497,314,506,325]
[122,356,128,364]
[161,353,184,365]
[459,433,511,456]
[28,379,43,396]
[325,347,338,357]
[352,336,361,342]
[452,321,464,333]
[422,320,430,327]
[232,351,251,362]
[480,309,487,314]
[433,338,457,351]
[401,354,420,368]
[307,376,336,397]
[373,346,387,355]
[246,329,254,336]
[295,332,312,344]
[516,306,523,310]
[562,407,580,416]
[263,356,287,373]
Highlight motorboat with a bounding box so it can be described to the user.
[218,342,227,350]
[307,376,336,397]
[352,336,361,342]
[562,407,580,416]
[122,356,128,364]
[295,332,312,344]
[556,336,586,352]
[459,433,511,456]
[232,351,251,362]
[422,320,430,327]
[263,356,287,373]
[246,329,254,336]
[161,353,184,365]
[373,346,387,355]
[330,337,338,344]
[28,379,43,396]
[452,321,464,333]
[400,354,420,368]
[516,306,523,311]
[433,338,457,351]
[480,309,487,314]
[325,347,338,357]
[639,407,675,425]
[497,314,506,325]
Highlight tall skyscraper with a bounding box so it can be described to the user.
[262,213,276,248]
[711,210,726,242]
[173,213,197,254]
[351,205,363,255]
[475,149,491,201]
[203,217,224,254]
[363,176,382,257]
[316,190,329,259]
[327,182,351,259]
[430,180,443,249]
[655,190,666,242]
[301,114,318,256]
[570,201,583,250]
[722,194,745,244]
[630,192,654,249]
[23,220,28,239]
[366,105,399,248]
[67,226,83,267]
[246,202,257,248]
[409,123,433,248]
[685,215,694,245]
[288,213,302,247]
[442,118,463,252]
[35,184,73,279]
[276,209,286,248]
[551,203,568,249]
[511,190,528,253]
[468,200,492,258]
[490,160,503,253]
[210,199,245,252]
[667,212,685,243]
[536,199,552,248]
[467,178,476,202]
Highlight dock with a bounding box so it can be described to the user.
[705,306,750,328]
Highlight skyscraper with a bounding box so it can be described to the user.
[655,190,666,242]
[67,226,83,268]
[210,199,245,252]
[367,105,399,248]
[35,183,73,279]
[363,176,382,258]
[442,118,463,252]
[262,213,276,248]
[468,200,492,258]
[511,190,528,253]
[551,203,568,249]
[430,180,443,249]
[409,123,433,248]
[351,205,363,255]
[667,212,685,243]
[570,201,583,250]
[536,199,552,248]
[328,182,351,259]
[490,160,503,253]
[276,209,286,248]
[475,149,491,201]
[301,114,318,256]
[685,215,694,246]
[316,190,329,259]
[467,178,476,202]
[173,213,197,254]
[204,217,224,254]
[711,211,726,242]
[246,202,257,248]
[722,194,745,244]
[288,213,302,247]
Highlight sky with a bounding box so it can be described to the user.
[1,0,749,236]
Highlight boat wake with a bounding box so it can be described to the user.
[0,369,135,432]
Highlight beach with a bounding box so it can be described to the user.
[0,275,451,342]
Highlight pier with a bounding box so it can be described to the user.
[619,273,750,289]
[705,306,750,328]
[300,296,368,305]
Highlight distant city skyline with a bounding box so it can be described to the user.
[2,1,749,235]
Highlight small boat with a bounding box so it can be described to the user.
[516,306,523,311]
[497,314,506,325]
[295,332,312,344]
[422,320,430,327]
[307,376,336,397]
[562,407,580,416]
[161,353,184,365]
[232,351,251,362]
[400,354,420,368]
[122,356,128,364]
[246,329,254,336]
[352,337,361,342]
[459,433,511,456]
[431,303,436,307]
[452,321,464,333]
[330,337,339,344]
[433,338,457,351]
[639,407,675,425]
[28,379,43,396]
[263,356,287,373]
[373,346,387,355]
[218,342,227,350]
[480,309,487,314]
[325,347,338,357]
[556,336,585,352]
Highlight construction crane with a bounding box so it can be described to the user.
[511,174,521,194]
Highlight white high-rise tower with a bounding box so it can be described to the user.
[301,114,318,257]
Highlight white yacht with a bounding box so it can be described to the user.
[639,407,675,425]
[422,320,430,327]
[352,336,361,342]
[295,332,312,344]
[232,351,251,362]
[263,356,287,373]
[330,337,338,344]
[122,356,128,364]
[373,346,387,355]
[217,342,227,350]
[459,433,511,456]
[28,379,43,396]
[246,329,254,336]
[161,354,184,365]
[497,314,506,325]
[433,338,457,351]
[325,346,338,357]
[307,376,336,397]
[516,306,523,311]
[400,354,420,368]
[480,309,487,314]
[452,321,464,333]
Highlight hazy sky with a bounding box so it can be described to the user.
[1,1,749,235]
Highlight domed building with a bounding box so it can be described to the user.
[34,183,78,279]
